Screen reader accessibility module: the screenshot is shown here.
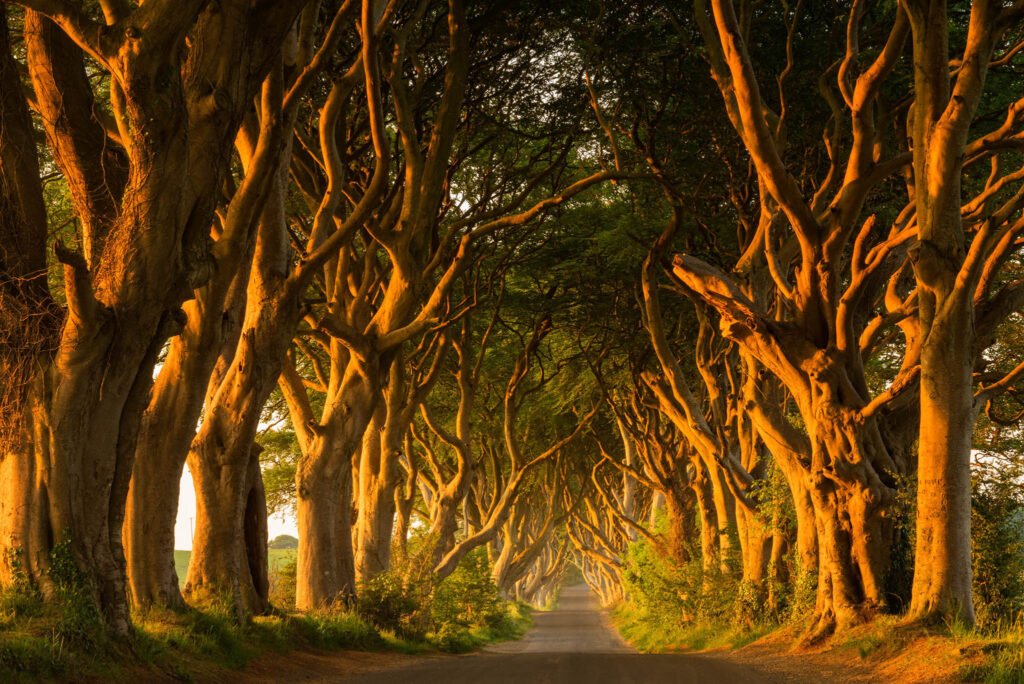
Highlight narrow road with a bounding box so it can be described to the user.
[343,585,776,683]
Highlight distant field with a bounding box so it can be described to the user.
[173,549,296,587]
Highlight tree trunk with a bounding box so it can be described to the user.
[902,0,997,629]
[737,505,771,585]
[0,16,54,586]
[909,309,976,624]
[803,411,895,639]
[665,485,696,566]
[691,474,717,570]
[354,409,400,584]
[429,495,463,568]
[492,531,515,594]
[295,453,356,610]
[244,451,270,608]
[394,484,415,564]
[778,459,819,578]
[124,454,186,609]
[185,161,302,616]
[2,1,300,638]
[124,110,273,610]
[124,339,212,610]
[185,436,268,618]
[0,388,54,597]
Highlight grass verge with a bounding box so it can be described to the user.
[0,590,532,683]
[610,601,772,653]
[609,601,1024,684]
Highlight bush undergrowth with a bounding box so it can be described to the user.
[606,453,1024,684]
[355,548,531,652]
[610,509,781,654]
[0,545,531,682]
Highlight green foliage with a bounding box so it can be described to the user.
[972,453,1024,629]
[357,572,427,639]
[431,549,503,629]
[747,461,795,538]
[268,558,297,611]
[612,506,796,653]
[745,460,820,622]
[623,505,786,628]
[47,540,104,649]
[355,548,531,651]
[618,532,690,637]
[258,428,300,519]
[561,562,584,588]
[786,570,818,623]
[269,534,299,549]
[958,637,1024,684]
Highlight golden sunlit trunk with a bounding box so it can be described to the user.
[802,411,895,638]
[354,408,401,584]
[185,441,268,618]
[124,341,211,610]
[909,303,976,624]
[902,0,999,628]
[295,467,356,611]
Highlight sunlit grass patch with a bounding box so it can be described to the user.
[953,621,1024,684]
[610,600,773,653]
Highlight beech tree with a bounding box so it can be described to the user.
[0,0,301,635]
[183,0,392,614]
[4,0,1024,661]
[183,0,611,612]
[903,0,1024,625]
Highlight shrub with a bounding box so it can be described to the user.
[431,548,506,631]
[286,611,384,651]
[357,572,427,639]
[972,455,1024,629]
[269,558,297,610]
[46,540,104,649]
[355,547,530,650]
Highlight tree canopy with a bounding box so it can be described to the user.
[2,0,1024,671]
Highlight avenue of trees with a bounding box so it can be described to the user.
[2,0,1024,656]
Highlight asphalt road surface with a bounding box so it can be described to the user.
[343,584,775,683]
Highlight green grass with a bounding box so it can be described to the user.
[0,583,107,683]
[0,579,532,682]
[955,632,1024,683]
[612,596,1024,684]
[610,601,772,653]
[831,616,1024,682]
[173,549,296,587]
[0,596,511,682]
[425,601,532,654]
[2,543,532,682]
[958,647,1024,684]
